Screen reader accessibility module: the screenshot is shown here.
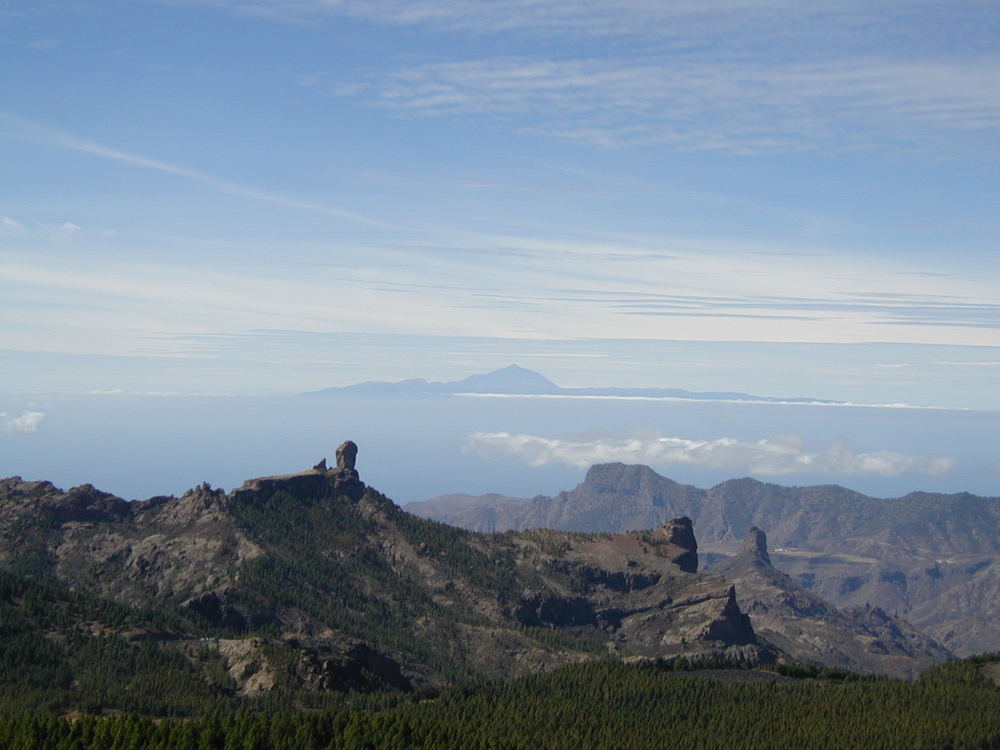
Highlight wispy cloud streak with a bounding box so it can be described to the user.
[142,1,968,46]
[339,58,1000,152]
[0,115,391,227]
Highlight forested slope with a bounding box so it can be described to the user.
[1,658,998,749]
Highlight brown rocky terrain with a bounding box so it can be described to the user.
[713,528,950,678]
[0,443,772,695]
[408,463,1000,655]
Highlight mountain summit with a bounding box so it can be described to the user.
[447,364,559,394]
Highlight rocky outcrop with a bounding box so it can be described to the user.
[183,590,251,630]
[290,637,411,692]
[336,440,358,473]
[649,517,698,573]
[199,635,409,696]
[700,586,756,644]
[713,528,951,678]
[237,441,366,503]
[513,593,597,627]
[515,518,759,661]
[742,526,770,564]
[545,560,662,593]
[181,587,278,631]
[0,477,131,525]
[606,581,758,656]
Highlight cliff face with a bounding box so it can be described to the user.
[0,446,769,693]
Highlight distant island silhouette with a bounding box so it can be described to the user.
[305,364,841,404]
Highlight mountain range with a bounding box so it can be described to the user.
[406,463,1000,656]
[0,443,955,714]
[305,364,840,404]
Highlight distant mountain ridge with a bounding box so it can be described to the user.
[406,463,1000,655]
[305,364,841,404]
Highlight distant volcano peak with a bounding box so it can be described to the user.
[452,365,558,394]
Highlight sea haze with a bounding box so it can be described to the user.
[1,392,996,504]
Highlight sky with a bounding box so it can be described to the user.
[2,1,999,498]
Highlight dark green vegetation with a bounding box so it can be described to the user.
[229,486,537,683]
[1,659,999,749]
[0,567,346,717]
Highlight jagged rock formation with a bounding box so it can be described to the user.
[335,440,358,473]
[407,463,1000,654]
[505,518,760,663]
[0,447,775,692]
[651,517,698,573]
[712,528,951,678]
[743,526,770,564]
[194,634,413,696]
[237,443,366,503]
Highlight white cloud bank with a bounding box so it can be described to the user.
[1,411,45,433]
[464,431,954,477]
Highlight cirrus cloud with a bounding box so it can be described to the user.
[339,57,1000,153]
[463,430,954,477]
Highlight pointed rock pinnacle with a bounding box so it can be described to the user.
[336,441,358,472]
[742,526,770,565]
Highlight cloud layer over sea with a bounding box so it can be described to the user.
[464,430,955,477]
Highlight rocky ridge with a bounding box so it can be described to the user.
[0,443,775,696]
[407,463,1000,654]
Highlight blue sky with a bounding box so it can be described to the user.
[3,0,1000,408]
